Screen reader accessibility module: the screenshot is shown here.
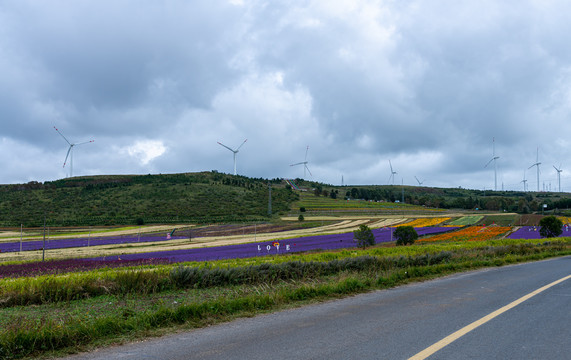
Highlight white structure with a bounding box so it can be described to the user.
[484,137,500,191]
[553,164,563,192]
[54,126,94,178]
[528,147,541,192]
[388,160,397,185]
[290,146,312,178]
[414,176,425,186]
[217,139,247,175]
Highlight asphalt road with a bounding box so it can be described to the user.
[63,256,571,360]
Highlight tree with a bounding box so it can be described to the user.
[298,214,304,221]
[539,216,563,238]
[394,226,418,246]
[354,224,375,248]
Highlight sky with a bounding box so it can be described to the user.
[2,0,571,192]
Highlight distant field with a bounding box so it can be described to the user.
[448,215,484,226]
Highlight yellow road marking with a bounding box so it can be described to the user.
[409,274,571,360]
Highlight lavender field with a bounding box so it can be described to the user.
[0,234,186,253]
[506,226,571,239]
[1,226,457,278]
[87,226,458,263]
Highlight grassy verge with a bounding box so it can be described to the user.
[0,239,569,359]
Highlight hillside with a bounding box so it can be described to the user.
[0,172,297,227]
[2,172,571,227]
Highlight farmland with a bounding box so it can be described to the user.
[1,173,571,359]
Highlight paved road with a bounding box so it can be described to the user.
[64,256,571,360]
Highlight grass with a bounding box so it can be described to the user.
[0,238,569,359]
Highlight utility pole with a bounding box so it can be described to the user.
[268,181,272,216]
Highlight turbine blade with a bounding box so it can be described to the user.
[76,140,95,146]
[54,126,71,145]
[484,158,494,168]
[63,146,72,167]
[304,146,309,161]
[305,164,312,177]
[389,160,393,173]
[217,142,234,152]
[290,162,304,166]
[236,139,248,151]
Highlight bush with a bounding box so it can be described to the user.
[539,216,563,238]
[300,207,306,212]
[395,226,418,246]
[298,214,304,221]
[354,224,375,248]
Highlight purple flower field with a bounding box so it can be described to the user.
[0,226,457,278]
[0,235,187,253]
[87,226,458,263]
[506,226,571,239]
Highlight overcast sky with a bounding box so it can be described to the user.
[2,1,571,191]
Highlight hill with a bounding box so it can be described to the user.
[0,172,297,227]
[2,172,571,227]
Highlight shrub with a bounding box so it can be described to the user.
[539,216,563,238]
[354,224,375,248]
[395,226,418,246]
[298,214,304,221]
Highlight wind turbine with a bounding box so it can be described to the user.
[521,170,528,192]
[290,146,312,178]
[528,147,541,192]
[553,164,563,192]
[414,176,425,186]
[217,139,247,175]
[388,160,397,185]
[484,137,500,191]
[54,126,94,178]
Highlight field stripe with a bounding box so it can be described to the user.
[408,274,571,360]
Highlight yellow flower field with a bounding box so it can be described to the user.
[397,217,451,227]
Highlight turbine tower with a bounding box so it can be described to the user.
[54,126,94,178]
[414,176,425,186]
[217,139,247,175]
[290,146,312,178]
[528,147,541,192]
[553,164,563,192]
[521,170,528,192]
[388,160,397,185]
[484,137,500,191]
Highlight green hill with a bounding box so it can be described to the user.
[0,172,297,227]
[2,172,571,227]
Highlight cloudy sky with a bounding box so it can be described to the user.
[2,0,571,191]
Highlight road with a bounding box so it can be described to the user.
[63,256,570,360]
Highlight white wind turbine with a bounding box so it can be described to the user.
[54,126,94,178]
[217,139,247,176]
[414,176,425,186]
[388,160,397,185]
[528,147,541,192]
[484,137,500,191]
[521,170,528,192]
[553,164,563,192]
[290,146,312,178]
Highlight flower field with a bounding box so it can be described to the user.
[397,217,451,227]
[0,234,186,253]
[448,215,484,226]
[507,226,571,239]
[1,226,457,278]
[86,226,457,263]
[417,226,511,243]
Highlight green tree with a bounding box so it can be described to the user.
[539,215,563,238]
[298,214,304,221]
[354,224,375,248]
[394,226,418,246]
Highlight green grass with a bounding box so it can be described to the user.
[448,215,484,225]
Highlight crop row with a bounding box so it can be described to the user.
[397,217,451,227]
